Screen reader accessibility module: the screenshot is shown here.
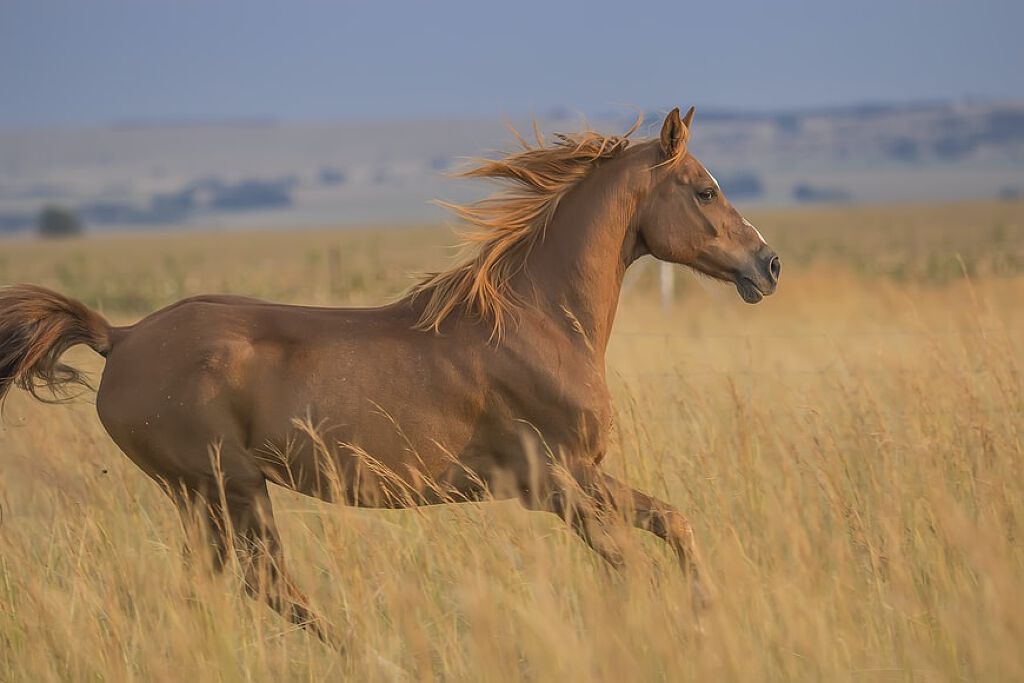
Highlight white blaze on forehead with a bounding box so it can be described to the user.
[705,168,721,189]
[743,218,767,245]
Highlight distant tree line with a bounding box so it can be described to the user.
[38,205,83,238]
[792,184,851,203]
[884,110,1024,163]
[0,175,302,237]
[718,172,763,199]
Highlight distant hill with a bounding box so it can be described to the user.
[1,101,1022,233]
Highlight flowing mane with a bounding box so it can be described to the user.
[409,118,644,338]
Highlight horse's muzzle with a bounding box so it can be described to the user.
[735,247,780,303]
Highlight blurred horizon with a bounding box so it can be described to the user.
[2,0,1022,232]
[3,96,1023,132]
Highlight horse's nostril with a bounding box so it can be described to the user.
[769,255,781,282]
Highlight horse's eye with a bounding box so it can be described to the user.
[697,188,717,203]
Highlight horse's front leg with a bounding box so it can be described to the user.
[531,463,710,611]
[604,471,710,610]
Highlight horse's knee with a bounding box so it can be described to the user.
[647,508,697,558]
[664,510,695,547]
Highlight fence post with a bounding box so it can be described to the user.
[660,262,674,312]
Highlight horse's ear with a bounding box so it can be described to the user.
[681,105,695,129]
[660,107,687,158]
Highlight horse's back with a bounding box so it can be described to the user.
[97,295,402,421]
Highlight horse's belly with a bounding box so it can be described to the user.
[246,370,483,504]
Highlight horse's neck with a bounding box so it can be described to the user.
[519,156,645,359]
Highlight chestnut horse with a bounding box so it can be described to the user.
[0,108,779,642]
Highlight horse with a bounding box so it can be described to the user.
[0,107,779,643]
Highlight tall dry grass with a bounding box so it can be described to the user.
[1,200,1023,681]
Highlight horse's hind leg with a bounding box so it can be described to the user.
[98,355,335,643]
[172,486,231,572]
[171,479,336,645]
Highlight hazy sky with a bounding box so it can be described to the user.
[2,0,1021,127]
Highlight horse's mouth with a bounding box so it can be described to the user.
[735,277,764,304]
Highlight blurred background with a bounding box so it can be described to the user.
[1,0,1022,235]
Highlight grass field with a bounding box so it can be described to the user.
[1,200,1023,681]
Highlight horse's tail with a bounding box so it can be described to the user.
[0,284,113,404]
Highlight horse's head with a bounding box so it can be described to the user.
[636,107,780,303]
